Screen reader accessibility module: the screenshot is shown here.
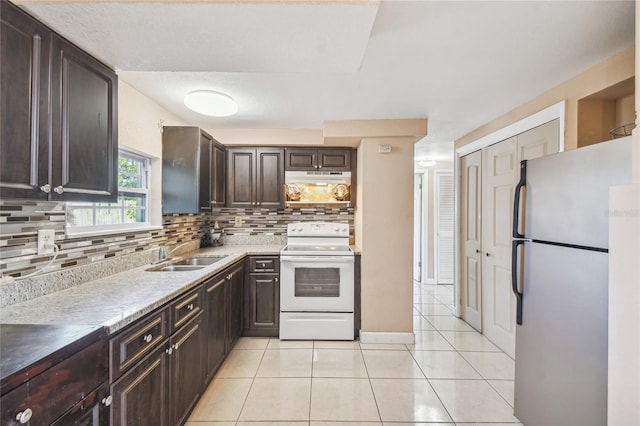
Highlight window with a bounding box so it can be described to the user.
[66,151,150,234]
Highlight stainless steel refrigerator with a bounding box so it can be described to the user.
[511,136,632,426]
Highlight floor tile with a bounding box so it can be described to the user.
[455,423,522,425]
[411,350,482,379]
[370,378,453,423]
[430,379,520,423]
[234,336,270,350]
[433,295,455,305]
[488,379,515,407]
[314,340,361,349]
[424,315,476,332]
[312,423,381,426]
[187,378,252,422]
[460,351,515,379]
[413,315,436,331]
[267,339,314,349]
[360,342,408,350]
[384,423,454,426]
[415,303,455,316]
[256,349,313,377]
[239,378,311,421]
[216,349,264,378]
[238,423,309,426]
[185,422,236,426]
[310,378,380,422]
[312,349,367,377]
[407,331,455,351]
[439,331,501,352]
[362,350,425,378]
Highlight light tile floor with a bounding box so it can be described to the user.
[187,283,523,426]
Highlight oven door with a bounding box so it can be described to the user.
[280,255,354,312]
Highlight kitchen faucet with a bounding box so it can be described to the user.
[154,241,192,264]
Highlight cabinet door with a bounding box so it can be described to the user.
[198,132,213,212]
[256,148,284,208]
[50,34,118,202]
[205,273,227,382]
[285,148,316,171]
[212,142,226,206]
[50,382,110,426]
[111,344,170,426]
[226,148,255,208]
[225,263,244,352]
[318,148,351,171]
[246,274,279,336]
[0,2,51,199]
[170,313,204,426]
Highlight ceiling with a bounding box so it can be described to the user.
[19,0,635,165]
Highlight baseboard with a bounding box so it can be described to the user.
[359,331,415,345]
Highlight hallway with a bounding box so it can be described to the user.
[186,283,522,425]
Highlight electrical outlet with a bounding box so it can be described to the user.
[234,216,243,227]
[37,229,55,255]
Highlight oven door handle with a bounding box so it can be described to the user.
[280,256,354,264]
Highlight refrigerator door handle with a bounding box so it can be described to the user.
[511,239,526,325]
[513,160,527,239]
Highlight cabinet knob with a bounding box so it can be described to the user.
[475,249,480,254]
[53,185,64,194]
[144,334,153,343]
[101,395,113,407]
[40,184,51,193]
[485,252,491,257]
[166,346,173,355]
[16,408,32,424]
[318,165,323,169]
[187,303,194,310]
[174,342,179,351]
[274,278,278,283]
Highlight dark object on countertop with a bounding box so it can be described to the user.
[200,232,212,248]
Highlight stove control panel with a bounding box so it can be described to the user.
[287,222,349,237]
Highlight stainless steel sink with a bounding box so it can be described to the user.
[146,264,206,272]
[173,256,227,266]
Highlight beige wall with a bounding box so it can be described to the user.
[456,45,635,151]
[118,80,188,225]
[356,137,414,334]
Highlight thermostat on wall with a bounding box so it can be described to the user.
[377,144,392,153]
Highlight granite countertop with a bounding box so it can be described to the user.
[0,245,283,335]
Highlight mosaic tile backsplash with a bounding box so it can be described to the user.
[0,200,354,279]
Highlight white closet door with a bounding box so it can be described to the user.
[435,171,454,284]
[414,173,423,282]
[460,151,482,331]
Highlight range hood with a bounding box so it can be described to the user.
[285,171,351,184]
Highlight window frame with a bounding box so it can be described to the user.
[65,149,155,236]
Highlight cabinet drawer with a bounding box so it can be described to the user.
[1,338,108,426]
[249,256,279,273]
[172,286,204,332]
[110,307,169,381]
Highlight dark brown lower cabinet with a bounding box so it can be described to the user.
[170,313,204,426]
[244,256,280,337]
[204,272,227,382]
[110,343,170,426]
[51,382,111,426]
[225,263,244,353]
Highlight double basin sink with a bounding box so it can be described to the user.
[146,256,227,272]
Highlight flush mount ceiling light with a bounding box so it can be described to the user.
[183,90,238,117]
[418,160,437,167]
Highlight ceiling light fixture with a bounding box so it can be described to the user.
[418,160,436,167]
[184,90,238,117]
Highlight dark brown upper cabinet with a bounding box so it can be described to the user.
[162,127,226,214]
[0,2,118,202]
[226,147,284,208]
[285,147,351,172]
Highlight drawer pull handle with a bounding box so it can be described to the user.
[144,334,153,343]
[187,303,194,310]
[166,345,173,355]
[16,408,32,424]
[53,185,64,194]
[102,395,113,407]
[40,184,51,193]
[174,342,179,351]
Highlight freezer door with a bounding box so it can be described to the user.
[524,136,632,249]
[514,242,608,426]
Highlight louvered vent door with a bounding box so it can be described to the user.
[435,171,454,284]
